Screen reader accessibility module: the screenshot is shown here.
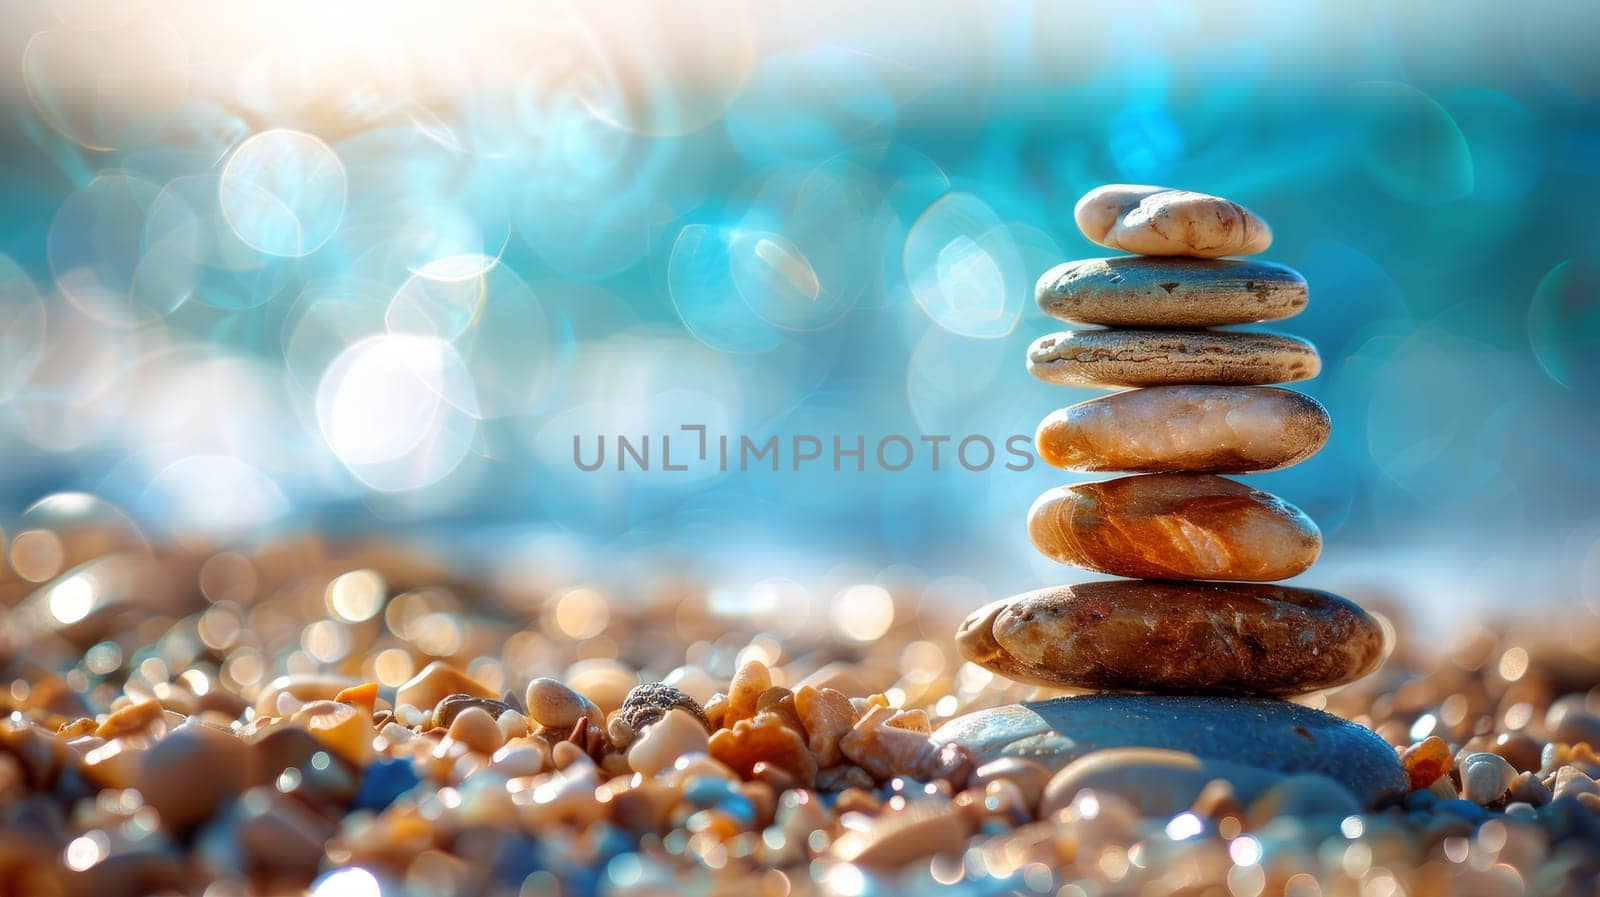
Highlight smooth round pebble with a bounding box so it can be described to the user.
[1028,329,1320,388]
[395,662,495,717]
[829,801,974,868]
[1402,736,1454,790]
[956,581,1386,695]
[525,677,603,731]
[628,707,712,777]
[972,757,1054,812]
[932,694,1408,807]
[1037,747,1285,818]
[1036,386,1330,473]
[253,674,359,719]
[293,700,374,767]
[1027,474,1321,581]
[138,721,252,832]
[1036,256,1305,326]
[1245,774,1362,827]
[1074,184,1272,258]
[1461,752,1516,804]
[447,706,505,754]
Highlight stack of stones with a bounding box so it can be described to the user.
[945,185,1407,807]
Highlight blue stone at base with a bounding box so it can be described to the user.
[932,694,1406,807]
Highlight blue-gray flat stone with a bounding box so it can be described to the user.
[932,694,1405,807]
[1036,257,1307,327]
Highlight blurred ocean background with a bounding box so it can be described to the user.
[0,0,1597,621]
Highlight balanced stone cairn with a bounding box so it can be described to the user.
[941,185,1407,808]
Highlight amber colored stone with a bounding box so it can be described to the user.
[1402,735,1454,791]
[955,580,1386,696]
[334,682,379,713]
[1027,474,1321,581]
[395,661,495,715]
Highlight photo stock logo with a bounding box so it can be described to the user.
[573,425,1036,474]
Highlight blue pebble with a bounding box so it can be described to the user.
[1402,790,1437,811]
[490,834,544,883]
[1433,799,1490,823]
[717,794,757,827]
[591,824,635,865]
[1539,796,1600,843]
[352,757,421,812]
[683,776,738,807]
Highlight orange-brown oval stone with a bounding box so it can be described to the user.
[1036,386,1330,473]
[1027,474,1320,581]
[955,581,1386,695]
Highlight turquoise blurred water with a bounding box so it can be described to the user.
[0,1,1596,611]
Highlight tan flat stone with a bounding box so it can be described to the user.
[1075,184,1271,258]
[1036,256,1306,327]
[1027,473,1320,581]
[1036,386,1330,473]
[955,580,1387,695]
[1027,329,1320,388]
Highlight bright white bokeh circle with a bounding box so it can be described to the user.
[315,334,478,492]
[220,129,348,257]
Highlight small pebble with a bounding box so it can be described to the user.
[1402,736,1453,790]
[1491,732,1543,773]
[395,662,495,717]
[447,706,505,754]
[627,707,710,777]
[351,756,420,812]
[137,721,251,832]
[1434,799,1491,824]
[1038,747,1282,819]
[726,661,772,727]
[333,682,379,713]
[254,674,359,719]
[831,800,974,868]
[1074,184,1272,257]
[524,678,601,731]
[794,685,855,768]
[617,682,710,737]
[293,700,374,768]
[1504,801,1540,821]
[96,699,166,740]
[432,693,516,729]
[1460,752,1515,804]
[1246,774,1360,826]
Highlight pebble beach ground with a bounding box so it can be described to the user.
[3,524,1600,896]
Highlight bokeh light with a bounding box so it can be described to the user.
[220,129,348,257]
[0,0,1591,621]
